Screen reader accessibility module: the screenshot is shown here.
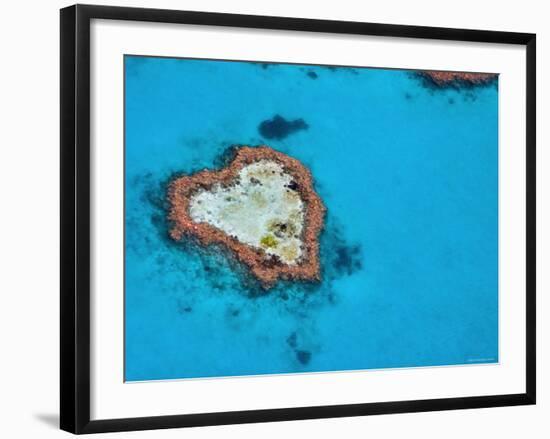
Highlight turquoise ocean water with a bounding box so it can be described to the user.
[124,56,498,381]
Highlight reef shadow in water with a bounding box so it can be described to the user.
[258,115,309,140]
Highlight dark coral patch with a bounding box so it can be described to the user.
[295,350,312,365]
[177,299,193,314]
[258,115,309,140]
[323,65,358,75]
[333,244,362,275]
[286,332,298,349]
[306,71,318,79]
[257,62,276,70]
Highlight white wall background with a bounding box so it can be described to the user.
[0,0,546,437]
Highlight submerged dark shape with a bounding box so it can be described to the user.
[286,332,298,348]
[258,115,309,140]
[323,65,359,75]
[177,299,193,314]
[295,350,312,365]
[333,244,362,276]
[307,71,318,79]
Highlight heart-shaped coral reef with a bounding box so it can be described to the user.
[168,146,325,287]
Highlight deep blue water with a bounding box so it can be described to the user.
[124,56,498,381]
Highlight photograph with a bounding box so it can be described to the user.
[124,55,499,381]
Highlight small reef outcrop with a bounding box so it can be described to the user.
[168,146,325,288]
[417,70,497,88]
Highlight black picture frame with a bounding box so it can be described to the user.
[60,4,536,434]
